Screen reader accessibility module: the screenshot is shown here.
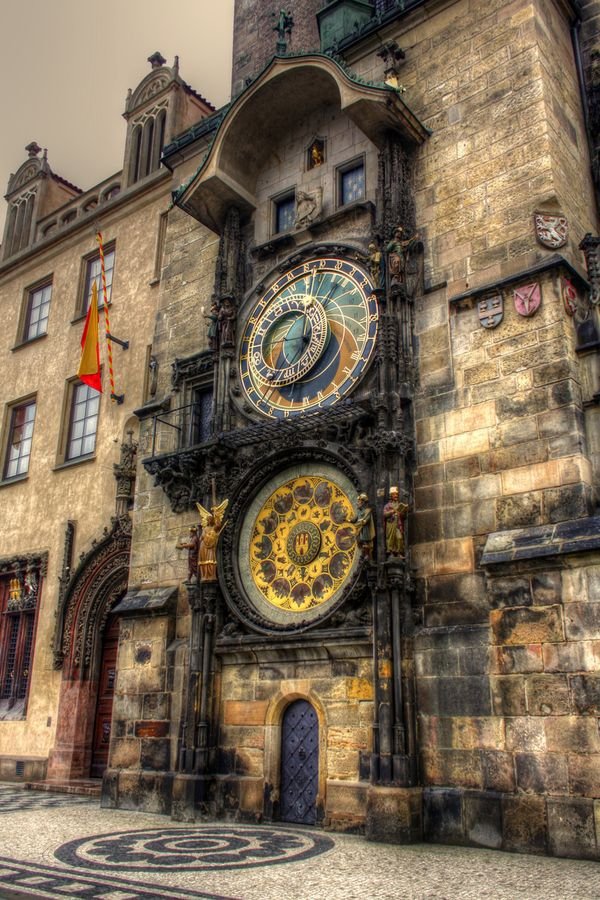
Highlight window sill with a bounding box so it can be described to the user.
[0,474,29,489]
[11,333,48,352]
[53,454,96,472]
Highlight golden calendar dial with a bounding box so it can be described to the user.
[237,467,361,627]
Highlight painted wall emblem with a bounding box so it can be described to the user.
[534,212,568,249]
[514,283,541,317]
[561,276,590,322]
[478,294,503,328]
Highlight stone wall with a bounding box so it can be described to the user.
[215,642,373,829]
[103,612,176,813]
[231,0,321,97]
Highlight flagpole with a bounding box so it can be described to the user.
[95,231,122,404]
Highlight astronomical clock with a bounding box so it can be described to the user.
[216,252,382,635]
[238,256,378,419]
[149,50,424,817]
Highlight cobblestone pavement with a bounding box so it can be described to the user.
[0,786,599,899]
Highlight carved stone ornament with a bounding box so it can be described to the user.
[478,294,503,329]
[562,276,577,317]
[534,212,568,249]
[514,283,541,318]
[295,188,323,228]
[579,234,600,306]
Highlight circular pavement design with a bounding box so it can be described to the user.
[55,825,335,872]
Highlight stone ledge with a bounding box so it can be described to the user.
[481,516,600,566]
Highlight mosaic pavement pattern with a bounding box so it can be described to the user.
[1,786,600,899]
[0,857,233,899]
[55,825,335,872]
[0,786,97,813]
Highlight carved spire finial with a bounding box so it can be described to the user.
[148,51,167,69]
[25,141,41,158]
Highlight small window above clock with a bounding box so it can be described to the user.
[338,157,365,207]
[273,191,296,235]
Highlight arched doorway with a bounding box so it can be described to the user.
[47,517,131,782]
[90,614,120,778]
[280,699,319,825]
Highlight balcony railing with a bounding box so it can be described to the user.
[148,402,210,458]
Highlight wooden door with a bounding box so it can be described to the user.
[90,615,119,778]
[280,699,319,825]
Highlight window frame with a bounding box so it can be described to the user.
[56,378,101,468]
[272,190,296,235]
[20,278,52,344]
[79,242,116,317]
[0,564,43,720]
[337,156,366,208]
[64,379,101,463]
[2,395,37,482]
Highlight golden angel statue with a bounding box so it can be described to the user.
[196,498,229,582]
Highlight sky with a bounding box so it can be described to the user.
[0,0,235,235]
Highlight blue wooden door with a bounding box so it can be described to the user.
[280,699,319,825]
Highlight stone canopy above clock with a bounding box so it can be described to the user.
[174,53,428,233]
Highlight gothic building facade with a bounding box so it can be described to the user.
[2,0,600,860]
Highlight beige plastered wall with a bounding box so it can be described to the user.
[0,175,172,761]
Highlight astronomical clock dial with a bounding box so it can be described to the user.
[239,257,378,418]
[237,466,361,628]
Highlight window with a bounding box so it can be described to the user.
[0,562,42,719]
[82,246,115,313]
[274,192,296,234]
[190,386,213,445]
[23,282,51,341]
[129,108,167,185]
[3,399,36,480]
[66,382,100,460]
[338,160,365,206]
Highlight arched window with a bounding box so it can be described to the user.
[129,126,142,184]
[142,117,155,178]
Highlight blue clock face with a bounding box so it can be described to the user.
[239,257,378,418]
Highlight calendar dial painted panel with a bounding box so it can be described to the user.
[237,465,360,628]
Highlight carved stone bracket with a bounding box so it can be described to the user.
[172,350,213,391]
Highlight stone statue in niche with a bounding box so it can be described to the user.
[368,240,385,291]
[383,487,408,558]
[177,525,200,581]
[205,302,219,351]
[351,493,376,560]
[386,225,418,292]
[295,188,322,229]
[218,297,236,347]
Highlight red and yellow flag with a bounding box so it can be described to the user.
[77,281,102,392]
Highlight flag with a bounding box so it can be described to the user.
[77,281,102,392]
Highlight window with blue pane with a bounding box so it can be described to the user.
[275,194,296,234]
[339,163,365,206]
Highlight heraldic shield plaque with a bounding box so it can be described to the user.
[478,294,503,328]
